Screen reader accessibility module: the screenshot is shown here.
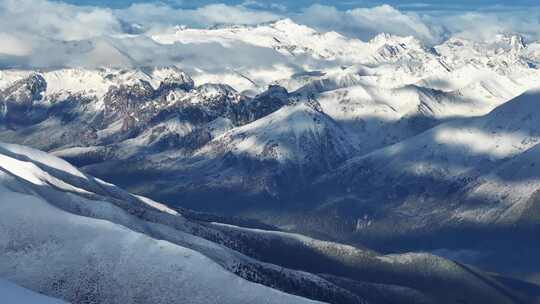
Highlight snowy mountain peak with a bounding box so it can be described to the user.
[256,84,289,100]
[0,73,47,103]
[446,33,527,55]
[156,71,195,93]
[195,83,238,98]
[494,34,527,50]
[366,33,430,63]
[0,73,48,124]
[269,18,316,34]
[202,100,356,173]
[369,33,423,50]
[509,34,526,50]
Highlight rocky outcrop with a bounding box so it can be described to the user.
[0,74,47,125]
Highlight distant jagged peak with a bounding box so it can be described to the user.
[366,33,431,62]
[141,65,191,79]
[107,66,194,91]
[105,78,154,103]
[103,68,196,107]
[16,73,47,95]
[255,84,289,100]
[368,33,424,50]
[0,73,48,125]
[191,83,244,105]
[268,18,317,34]
[269,18,297,27]
[440,34,527,53]
[493,33,526,45]
[155,69,195,93]
[206,22,253,31]
[492,33,527,52]
[196,83,238,96]
[176,18,321,39]
[440,36,474,49]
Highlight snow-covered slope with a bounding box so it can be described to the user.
[0,190,323,304]
[154,19,369,61]
[152,20,540,93]
[0,279,67,304]
[0,142,412,304]
[0,142,333,304]
[305,88,540,248]
[0,26,539,221]
[76,100,359,207]
[209,222,540,304]
[4,18,540,288]
[200,101,355,169]
[287,65,526,154]
[152,20,444,91]
[2,142,538,304]
[154,20,434,69]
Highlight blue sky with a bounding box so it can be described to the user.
[61,0,540,11]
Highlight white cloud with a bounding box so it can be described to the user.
[2,0,540,69]
[0,0,283,68]
[431,10,540,42]
[115,3,280,34]
[0,0,122,41]
[294,4,439,43]
[292,4,540,44]
[0,33,32,56]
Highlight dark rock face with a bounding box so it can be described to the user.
[0,76,334,205]
[157,74,195,93]
[0,71,345,213]
[98,74,250,136]
[2,74,47,104]
[0,71,294,164]
[104,80,154,111]
[0,72,338,219]
[101,73,195,133]
[0,74,47,125]
[103,80,156,131]
[239,85,290,123]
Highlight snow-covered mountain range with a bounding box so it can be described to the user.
[4,142,538,303]
[3,19,540,298]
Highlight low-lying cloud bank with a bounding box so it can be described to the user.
[1,0,540,69]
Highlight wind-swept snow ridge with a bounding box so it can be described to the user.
[1,134,539,302]
[0,279,67,304]
[0,141,329,304]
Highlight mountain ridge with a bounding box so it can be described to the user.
[3,19,540,288]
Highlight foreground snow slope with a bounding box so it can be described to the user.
[0,279,67,304]
[2,142,538,304]
[0,189,321,304]
[0,142,327,304]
